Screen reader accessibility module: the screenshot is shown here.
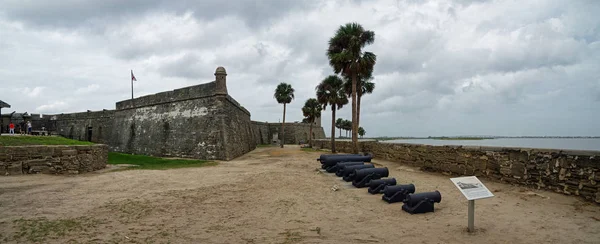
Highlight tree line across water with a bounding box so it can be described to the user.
[274,22,376,153]
[335,118,365,139]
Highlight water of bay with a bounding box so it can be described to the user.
[382,138,600,151]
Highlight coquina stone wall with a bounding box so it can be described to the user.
[49,110,115,144]
[252,122,326,145]
[0,144,108,175]
[44,67,262,161]
[315,139,600,203]
[38,66,326,160]
[252,121,271,145]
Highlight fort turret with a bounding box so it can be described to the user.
[214,66,228,95]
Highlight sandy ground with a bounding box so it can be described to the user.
[0,145,599,244]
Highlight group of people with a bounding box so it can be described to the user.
[6,121,32,135]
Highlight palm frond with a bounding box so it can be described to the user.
[274,82,295,104]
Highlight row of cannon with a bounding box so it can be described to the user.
[318,154,441,214]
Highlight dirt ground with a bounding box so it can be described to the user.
[1,145,599,244]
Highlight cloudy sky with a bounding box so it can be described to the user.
[1,0,599,137]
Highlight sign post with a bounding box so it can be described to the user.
[468,200,475,232]
[450,176,494,232]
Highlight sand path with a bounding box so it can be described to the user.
[0,145,599,243]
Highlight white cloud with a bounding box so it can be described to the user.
[35,101,68,113]
[0,0,599,137]
[74,84,100,94]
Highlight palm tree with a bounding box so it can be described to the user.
[343,119,352,138]
[302,98,322,148]
[274,82,295,148]
[335,118,344,138]
[358,127,366,138]
[343,68,375,129]
[327,22,377,153]
[316,75,348,153]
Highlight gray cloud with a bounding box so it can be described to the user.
[0,0,599,137]
[0,0,314,29]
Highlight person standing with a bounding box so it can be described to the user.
[27,121,32,135]
[9,122,14,134]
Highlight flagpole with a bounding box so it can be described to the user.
[131,70,134,100]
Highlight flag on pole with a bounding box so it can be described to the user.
[131,70,137,82]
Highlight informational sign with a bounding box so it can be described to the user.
[450,176,494,200]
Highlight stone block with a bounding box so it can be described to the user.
[62,150,77,156]
[6,162,23,175]
[509,151,529,162]
[510,162,525,178]
[24,159,50,167]
[28,165,51,174]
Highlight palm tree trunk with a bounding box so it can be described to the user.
[339,128,341,138]
[357,90,362,129]
[281,103,286,148]
[351,72,358,153]
[309,121,313,148]
[331,104,337,153]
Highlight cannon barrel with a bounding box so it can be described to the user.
[367,178,397,194]
[317,154,360,162]
[321,155,372,167]
[326,161,364,173]
[368,178,397,188]
[346,167,388,183]
[352,168,389,182]
[333,162,366,175]
[402,190,442,214]
[383,184,416,197]
[381,184,416,203]
[335,163,375,177]
[338,164,374,178]
[404,191,442,205]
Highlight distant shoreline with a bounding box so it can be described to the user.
[370,136,600,141]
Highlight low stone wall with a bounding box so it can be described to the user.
[315,140,600,203]
[0,144,108,175]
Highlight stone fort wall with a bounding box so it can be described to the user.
[0,144,107,175]
[41,67,324,160]
[315,139,600,203]
[252,121,326,145]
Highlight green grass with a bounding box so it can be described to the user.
[0,136,94,146]
[12,217,101,243]
[108,152,216,170]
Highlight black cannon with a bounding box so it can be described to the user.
[319,155,359,168]
[326,161,365,173]
[337,164,374,178]
[367,178,397,194]
[335,163,367,176]
[321,155,372,168]
[347,167,389,185]
[382,184,416,203]
[317,154,360,162]
[402,191,442,214]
